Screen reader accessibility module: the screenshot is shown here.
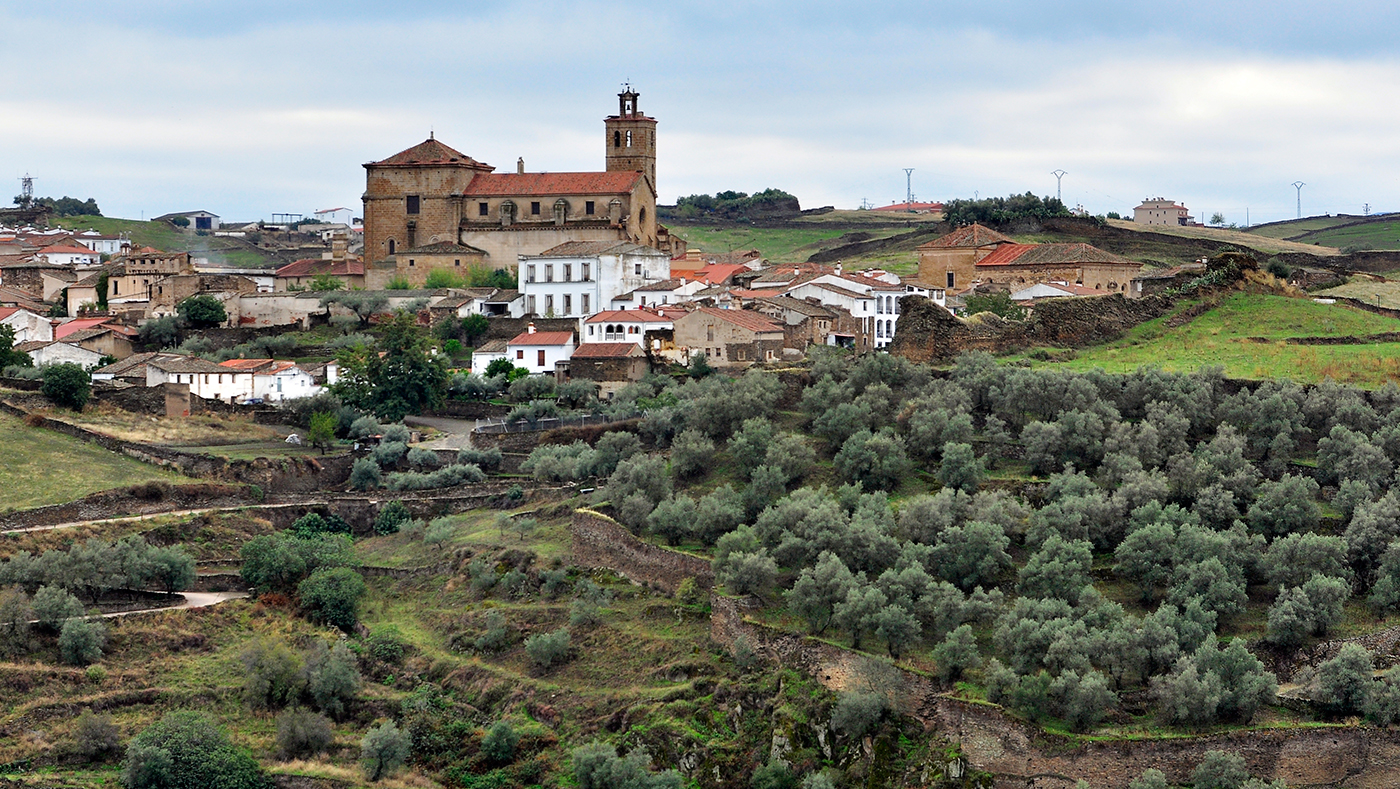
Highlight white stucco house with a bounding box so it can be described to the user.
[580,307,673,348]
[0,306,54,344]
[37,243,101,267]
[14,340,105,369]
[518,241,670,319]
[146,355,254,402]
[507,325,575,374]
[219,359,322,402]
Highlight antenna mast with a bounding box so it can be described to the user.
[19,174,33,203]
[903,169,915,210]
[1292,181,1305,219]
[1051,170,1067,203]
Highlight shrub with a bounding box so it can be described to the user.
[407,447,441,468]
[751,762,798,789]
[384,463,486,491]
[831,691,886,739]
[366,625,406,664]
[670,429,716,479]
[1317,643,1375,717]
[1191,750,1249,789]
[121,711,265,789]
[42,363,91,410]
[457,446,503,470]
[371,441,407,467]
[936,442,984,493]
[32,585,85,631]
[375,500,412,535]
[360,719,412,782]
[480,719,519,764]
[349,415,383,439]
[240,638,304,709]
[73,710,122,761]
[0,586,33,655]
[349,458,382,490]
[572,742,682,789]
[931,624,981,683]
[524,626,571,669]
[424,518,455,545]
[298,567,367,632]
[307,641,361,719]
[833,429,912,491]
[474,611,510,653]
[275,709,334,759]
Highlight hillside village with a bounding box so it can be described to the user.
[14,86,1400,789]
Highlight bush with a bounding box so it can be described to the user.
[833,429,912,491]
[407,447,441,468]
[480,719,519,764]
[307,641,361,719]
[42,363,91,410]
[830,691,886,739]
[349,458,382,490]
[0,586,33,655]
[371,441,407,467]
[931,624,981,683]
[240,638,304,709]
[73,710,122,761]
[375,500,412,535]
[670,429,716,479]
[275,709,334,759]
[1317,643,1375,717]
[936,442,984,493]
[572,742,682,789]
[298,567,367,632]
[360,719,412,782]
[32,585,85,631]
[457,447,503,470]
[177,294,227,327]
[424,518,455,545]
[121,711,265,789]
[366,625,406,664]
[384,463,485,491]
[1191,750,1249,789]
[524,626,571,669]
[474,610,510,653]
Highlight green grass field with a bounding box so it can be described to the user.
[1293,219,1400,251]
[49,215,281,268]
[0,412,186,511]
[1013,293,1400,386]
[670,224,910,264]
[1245,215,1357,240]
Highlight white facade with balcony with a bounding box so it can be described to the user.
[518,241,670,318]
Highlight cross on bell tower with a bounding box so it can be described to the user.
[604,84,657,193]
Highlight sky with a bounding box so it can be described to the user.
[3,1,1398,227]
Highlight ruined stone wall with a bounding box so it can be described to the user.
[0,483,250,530]
[570,508,713,594]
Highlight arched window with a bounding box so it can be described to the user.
[613,130,621,148]
[387,239,396,255]
[887,319,894,336]
[626,130,632,147]
[553,199,568,226]
[876,322,883,338]
[500,201,516,227]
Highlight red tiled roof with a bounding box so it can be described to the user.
[220,358,300,373]
[976,242,1140,268]
[38,244,99,256]
[584,308,670,324]
[509,330,574,346]
[0,306,19,321]
[275,259,365,278]
[370,138,489,168]
[919,223,1015,250]
[692,264,745,285]
[730,289,784,298]
[533,241,656,257]
[572,343,643,358]
[463,171,643,197]
[688,307,782,334]
[54,317,109,339]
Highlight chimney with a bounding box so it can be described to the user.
[517,157,525,174]
[835,263,842,276]
[527,322,536,334]
[331,231,347,263]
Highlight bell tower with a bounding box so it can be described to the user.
[604,86,657,193]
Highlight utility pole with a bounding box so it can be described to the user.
[1364,202,1371,216]
[903,168,915,210]
[1292,181,1305,219]
[1051,170,1067,203]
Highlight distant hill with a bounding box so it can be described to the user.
[1247,213,1400,251]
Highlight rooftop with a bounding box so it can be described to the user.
[918,223,1015,250]
[369,138,490,169]
[463,171,644,198]
[531,241,660,258]
[976,242,1140,268]
[508,330,574,346]
[687,306,783,334]
[584,308,672,324]
[572,342,644,359]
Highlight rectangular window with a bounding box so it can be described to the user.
[581,294,590,313]
[545,265,553,282]
[946,272,955,288]
[526,265,536,283]
[563,264,571,281]
[634,263,642,275]
[538,350,546,367]
[581,263,590,281]
[478,202,488,216]
[517,350,524,360]
[408,259,415,267]
[545,295,554,314]
[531,201,541,215]
[585,201,595,215]
[406,195,420,214]
[563,294,572,314]
[455,259,461,267]
[527,295,536,313]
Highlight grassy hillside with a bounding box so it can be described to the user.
[1011,292,1400,385]
[1104,219,1340,257]
[0,411,186,511]
[1292,219,1400,251]
[49,216,282,268]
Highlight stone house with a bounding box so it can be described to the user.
[36,243,100,267]
[672,307,783,368]
[59,324,137,360]
[1133,198,1194,226]
[917,224,1142,295]
[0,306,52,343]
[274,258,366,291]
[752,296,867,352]
[376,241,488,289]
[361,90,681,274]
[145,355,254,402]
[569,342,648,399]
[218,359,322,402]
[15,340,104,368]
[610,276,707,309]
[469,339,509,376]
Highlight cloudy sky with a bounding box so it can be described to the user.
[3,1,1395,226]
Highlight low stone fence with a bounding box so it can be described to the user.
[570,508,713,595]
[0,482,250,531]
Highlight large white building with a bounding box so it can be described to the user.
[518,241,670,318]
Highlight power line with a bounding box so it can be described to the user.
[1292,181,1305,219]
[1051,170,1067,203]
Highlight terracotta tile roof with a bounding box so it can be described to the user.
[463,171,644,198]
[220,358,301,374]
[731,288,784,298]
[474,339,508,354]
[146,355,230,374]
[54,318,110,339]
[14,340,52,353]
[402,241,487,255]
[976,242,1140,268]
[689,307,783,334]
[584,308,671,324]
[370,138,489,168]
[509,330,574,346]
[60,326,116,343]
[919,223,1015,249]
[795,282,868,301]
[532,240,657,257]
[38,244,99,256]
[0,306,19,321]
[275,258,365,278]
[756,296,837,318]
[692,264,746,285]
[571,342,644,358]
[632,277,688,291]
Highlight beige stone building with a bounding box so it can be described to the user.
[672,307,784,368]
[362,89,678,282]
[1133,198,1193,226]
[917,224,1142,293]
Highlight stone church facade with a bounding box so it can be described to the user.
[362,89,679,286]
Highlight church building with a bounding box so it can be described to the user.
[361,89,680,287]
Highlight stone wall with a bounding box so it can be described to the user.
[480,316,578,343]
[570,508,713,594]
[889,292,1176,363]
[0,482,249,530]
[709,596,1396,789]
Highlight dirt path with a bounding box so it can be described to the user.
[99,591,248,619]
